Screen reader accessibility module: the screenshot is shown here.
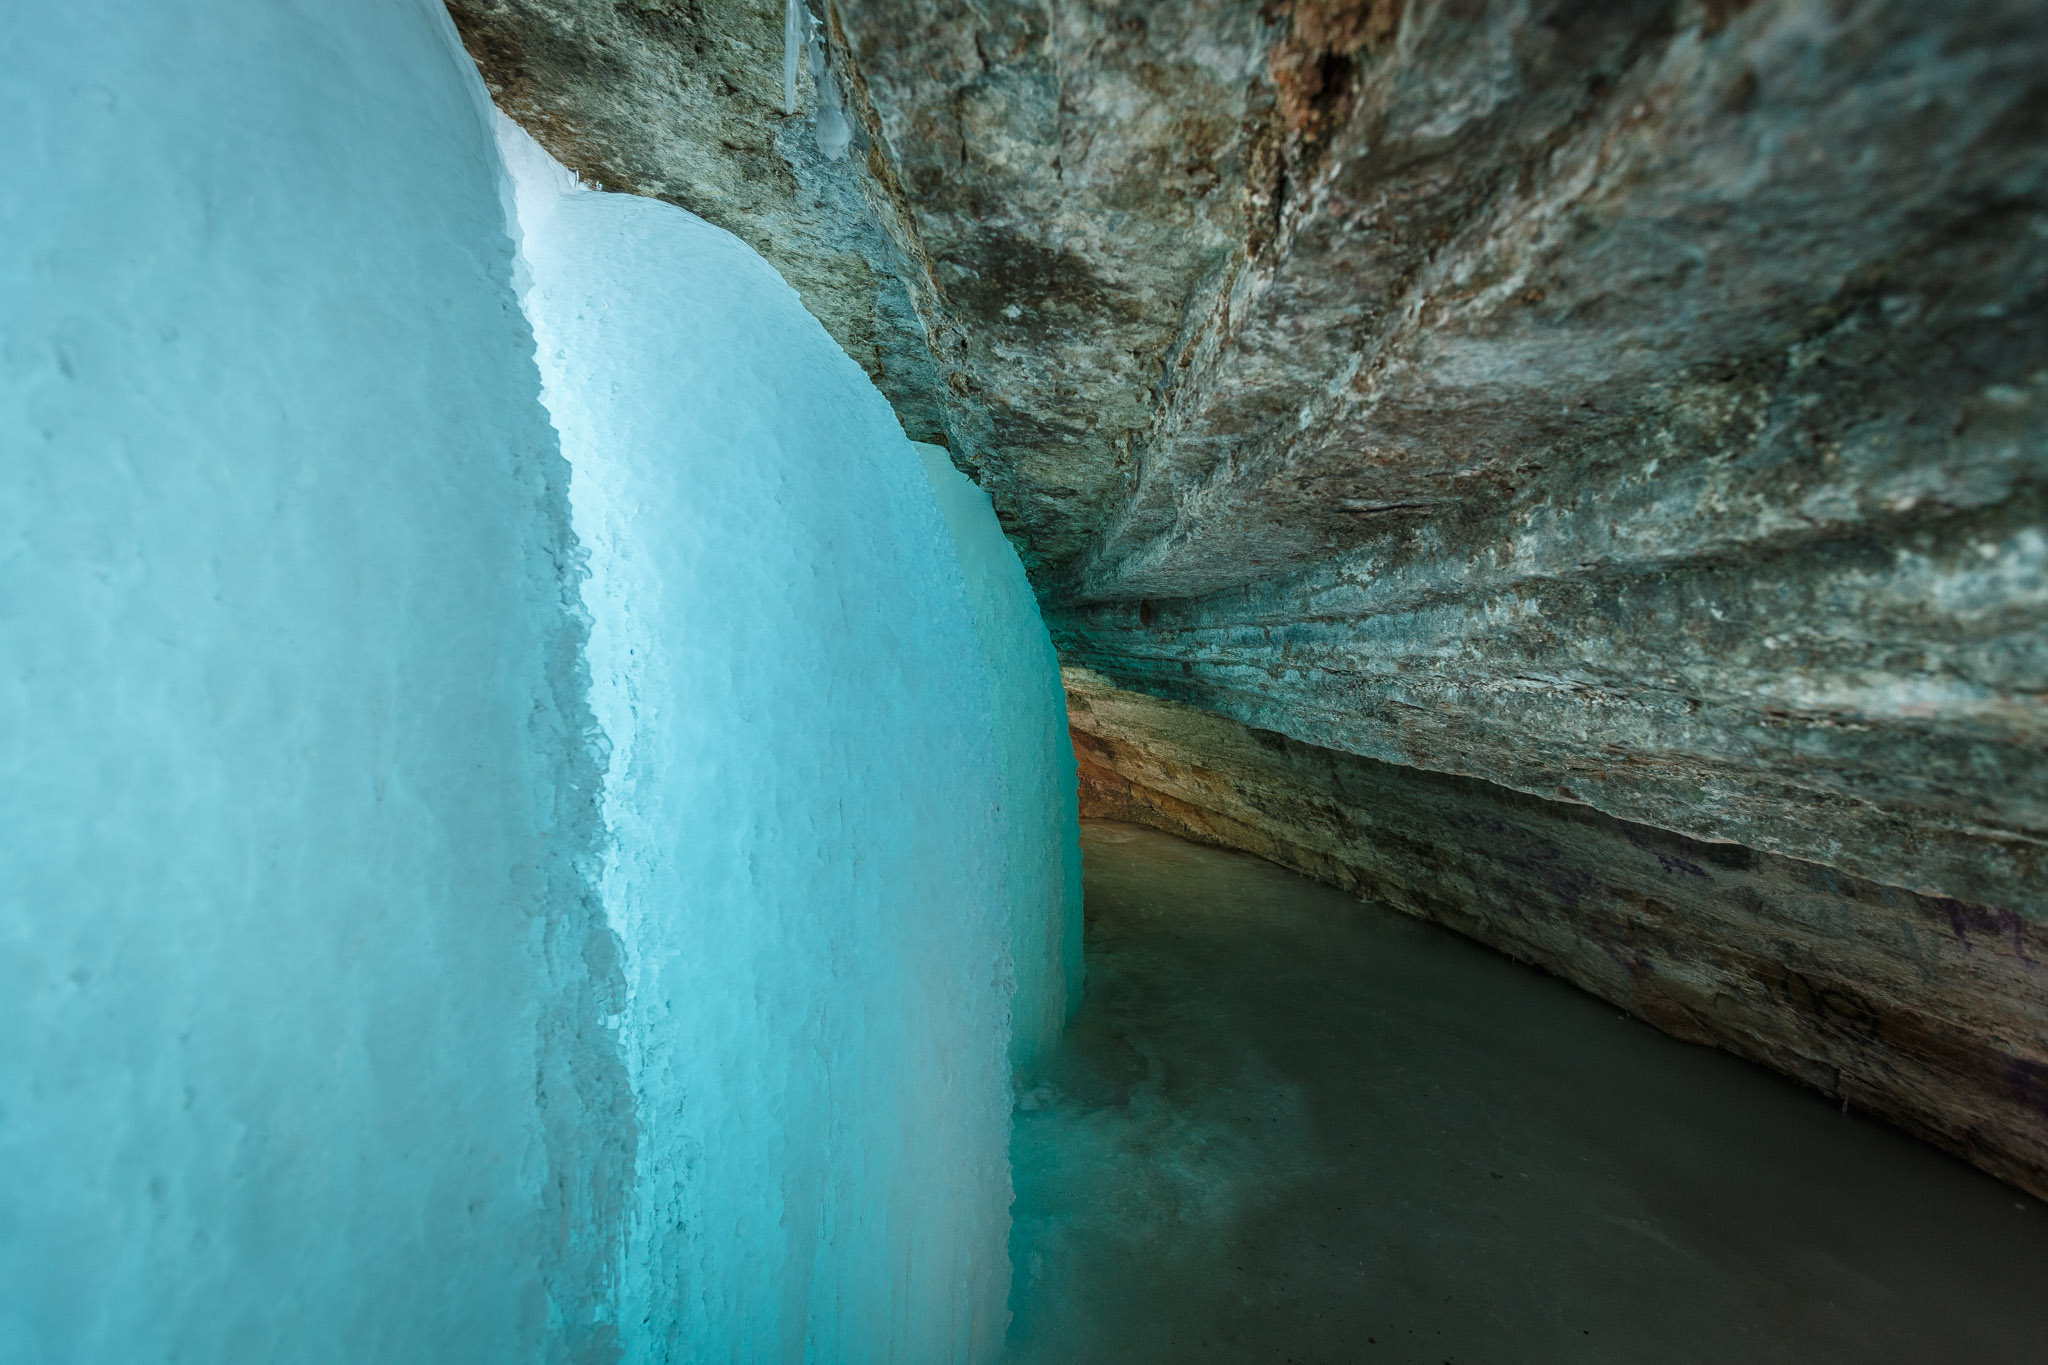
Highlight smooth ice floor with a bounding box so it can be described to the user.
[1006,822,2048,1365]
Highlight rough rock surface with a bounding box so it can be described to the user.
[451,0,2047,1191]
[1038,0,2048,924]
[1068,666,2048,1202]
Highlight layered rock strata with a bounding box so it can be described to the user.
[1068,666,2048,1200]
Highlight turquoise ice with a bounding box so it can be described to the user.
[500,115,1023,1360]
[915,443,1085,1078]
[0,3,1077,1360]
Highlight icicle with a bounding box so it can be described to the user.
[808,14,853,160]
[783,0,804,115]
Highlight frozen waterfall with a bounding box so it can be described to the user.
[0,2,1079,1361]
[914,444,1085,1077]
[499,116,1032,1359]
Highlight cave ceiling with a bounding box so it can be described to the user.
[450,0,2047,916]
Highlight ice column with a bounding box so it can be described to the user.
[500,121,1020,1361]
[915,445,1085,1076]
[783,0,806,114]
[0,3,624,1362]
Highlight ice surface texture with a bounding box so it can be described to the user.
[916,445,1085,1077]
[2,0,1066,1356]
[505,119,1020,1360]
[0,2,624,1361]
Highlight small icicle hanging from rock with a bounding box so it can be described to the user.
[783,0,804,115]
[781,0,859,161]
[807,14,853,159]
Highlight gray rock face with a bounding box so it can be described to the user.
[832,0,1272,571]
[1041,0,2048,924]
[449,0,2047,1189]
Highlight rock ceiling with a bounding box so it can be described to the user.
[452,0,2045,919]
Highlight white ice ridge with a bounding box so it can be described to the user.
[915,444,1085,1077]
[499,115,1030,1360]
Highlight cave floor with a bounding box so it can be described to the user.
[1004,821,2048,1365]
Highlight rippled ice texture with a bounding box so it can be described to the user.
[915,444,1083,1078]
[499,120,1018,1362]
[0,3,619,1360]
[1,0,1052,1354]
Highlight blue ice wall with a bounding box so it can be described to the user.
[3,3,1066,1357]
[0,4,626,1361]
[499,124,1018,1360]
[914,444,1085,1077]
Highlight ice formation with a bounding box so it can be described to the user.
[0,1,620,1359]
[505,115,1022,1360]
[4,2,1077,1361]
[777,0,855,160]
[915,445,1085,1076]
[807,25,856,161]
[783,0,806,115]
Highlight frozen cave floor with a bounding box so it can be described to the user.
[1006,822,2048,1365]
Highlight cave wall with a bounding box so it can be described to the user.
[453,0,2047,1193]
[1068,667,2048,1200]
[1032,0,2046,925]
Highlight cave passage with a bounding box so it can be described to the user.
[1009,823,2048,1364]
[7,1,2043,1359]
